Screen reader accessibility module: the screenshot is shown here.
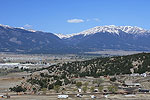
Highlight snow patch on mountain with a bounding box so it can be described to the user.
[56,25,149,39]
[119,26,147,34]
[0,24,12,28]
[0,24,37,33]
[54,33,77,39]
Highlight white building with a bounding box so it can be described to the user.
[78,88,81,93]
[0,63,29,69]
[141,73,147,77]
[57,95,68,99]
[91,95,96,98]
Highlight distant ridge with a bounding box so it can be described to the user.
[55,25,149,39]
[0,24,150,54]
[58,25,150,52]
[0,24,67,54]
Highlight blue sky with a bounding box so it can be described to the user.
[0,0,150,34]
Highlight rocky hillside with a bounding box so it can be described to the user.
[10,53,150,92]
[45,53,150,77]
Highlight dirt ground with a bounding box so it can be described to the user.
[1,94,150,100]
[0,72,30,93]
[1,72,150,100]
[0,95,100,100]
[0,95,108,100]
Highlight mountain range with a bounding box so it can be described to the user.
[0,24,150,54]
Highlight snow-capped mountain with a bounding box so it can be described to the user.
[57,25,150,52]
[0,24,150,54]
[0,24,37,33]
[0,24,68,54]
[56,25,149,39]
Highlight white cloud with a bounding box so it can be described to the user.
[67,19,84,23]
[86,19,90,22]
[24,24,32,28]
[93,18,100,22]
[67,18,100,23]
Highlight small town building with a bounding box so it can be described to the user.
[76,94,82,97]
[0,95,4,98]
[78,88,81,93]
[139,89,150,93]
[141,73,147,77]
[91,95,96,98]
[57,95,68,99]
[94,89,98,92]
[123,81,141,87]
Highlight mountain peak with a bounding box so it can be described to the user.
[56,25,148,39]
[0,24,36,33]
[0,24,12,28]
[77,25,148,36]
[119,26,147,34]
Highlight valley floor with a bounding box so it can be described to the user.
[2,94,150,100]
